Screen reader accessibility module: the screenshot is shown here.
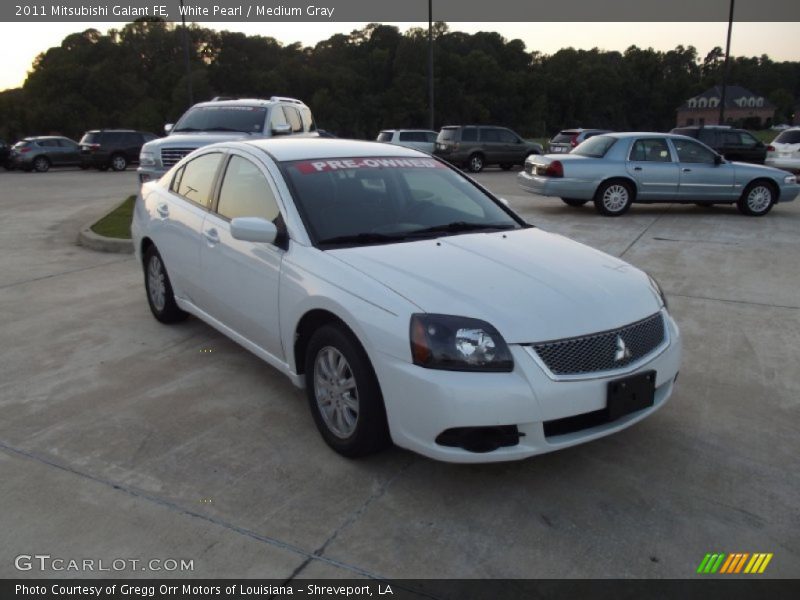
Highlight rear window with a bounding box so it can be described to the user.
[377,132,393,142]
[551,131,579,143]
[438,128,458,142]
[774,130,800,144]
[572,135,617,158]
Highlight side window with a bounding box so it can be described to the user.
[499,129,518,143]
[630,139,672,162]
[217,156,280,222]
[170,165,185,194]
[269,107,288,131]
[697,129,716,145]
[57,139,76,148]
[739,132,759,147]
[480,128,501,143]
[283,106,303,133]
[299,106,316,132]
[399,131,425,142]
[175,152,223,208]
[461,127,478,142]
[673,139,716,164]
[39,139,57,147]
[425,132,438,143]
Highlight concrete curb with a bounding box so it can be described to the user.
[77,219,134,254]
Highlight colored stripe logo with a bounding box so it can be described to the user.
[697,553,773,574]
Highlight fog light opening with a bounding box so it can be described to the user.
[435,426,523,453]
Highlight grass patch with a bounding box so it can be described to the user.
[91,195,135,239]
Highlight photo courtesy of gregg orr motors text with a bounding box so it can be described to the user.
[14,554,194,573]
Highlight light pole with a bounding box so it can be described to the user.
[428,0,434,130]
[179,0,193,107]
[719,0,734,125]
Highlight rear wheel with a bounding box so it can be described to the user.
[143,246,188,324]
[110,154,128,171]
[737,181,776,216]
[594,180,634,216]
[467,153,485,173]
[33,156,50,173]
[305,324,390,458]
[561,198,588,207]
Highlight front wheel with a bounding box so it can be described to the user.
[594,180,633,216]
[561,198,588,207]
[467,153,485,173]
[143,246,188,324]
[737,181,775,216]
[305,325,390,458]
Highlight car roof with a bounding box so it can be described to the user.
[234,138,429,162]
[86,129,140,133]
[191,97,306,109]
[381,129,436,133]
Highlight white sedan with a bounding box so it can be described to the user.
[132,138,681,463]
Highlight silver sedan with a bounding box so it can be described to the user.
[518,132,799,216]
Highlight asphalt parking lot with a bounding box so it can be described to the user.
[0,167,798,580]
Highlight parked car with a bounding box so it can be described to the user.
[132,138,681,462]
[547,128,612,154]
[765,127,800,173]
[669,125,767,164]
[377,129,438,154]
[137,96,318,184]
[518,132,799,217]
[9,136,82,172]
[0,139,10,169]
[433,125,543,172]
[79,129,158,171]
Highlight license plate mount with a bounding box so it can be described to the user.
[606,370,656,421]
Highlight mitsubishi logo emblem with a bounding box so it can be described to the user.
[615,335,632,362]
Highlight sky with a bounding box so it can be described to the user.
[1,21,799,91]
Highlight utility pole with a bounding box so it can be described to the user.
[180,0,194,107]
[719,0,734,125]
[428,0,434,130]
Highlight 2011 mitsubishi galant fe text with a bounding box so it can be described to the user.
[132,138,681,463]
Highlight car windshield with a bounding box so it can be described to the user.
[551,131,579,143]
[437,128,457,141]
[572,135,617,157]
[376,132,393,142]
[283,157,524,247]
[173,106,268,133]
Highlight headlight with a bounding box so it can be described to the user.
[139,151,155,167]
[785,175,797,184]
[648,274,668,310]
[410,314,513,372]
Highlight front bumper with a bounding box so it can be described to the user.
[374,310,681,463]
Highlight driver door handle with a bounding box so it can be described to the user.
[633,166,642,171]
[682,168,692,172]
[203,228,220,245]
[156,203,169,218]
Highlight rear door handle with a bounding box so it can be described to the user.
[203,228,220,245]
[633,166,642,171]
[682,168,692,172]
[156,203,169,218]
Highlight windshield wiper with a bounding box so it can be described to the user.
[317,232,409,247]
[406,221,517,237]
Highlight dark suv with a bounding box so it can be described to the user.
[80,130,158,171]
[434,125,543,172]
[0,139,10,169]
[669,126,766,164]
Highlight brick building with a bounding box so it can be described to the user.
[676,85,775,128]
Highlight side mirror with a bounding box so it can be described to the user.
[498,197,510,207]
[714,154,724,165]
[164,123,173,134]
[230,217,278,244]
[272,123,292,136]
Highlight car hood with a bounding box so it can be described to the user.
[328,228,662,343]
[143,132,254,151]
[730,160,788,176]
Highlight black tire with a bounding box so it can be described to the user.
[467,153,485,173]
[305,324,390,458]
[110,154,128,172]
[737,181,776,216]
[561,198,588,207]
[593,180,634,216]
[143,246,188,324]
[500,163,513,171]
[33,156,50,173]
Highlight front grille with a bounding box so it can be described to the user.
[160,147,195,167]
[531,313,665,376]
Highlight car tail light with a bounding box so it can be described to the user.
[767,145,775,152]
[544,160,563,177]
[84,143,101,151]
[19,147,31,154]
[570,134,580,147]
